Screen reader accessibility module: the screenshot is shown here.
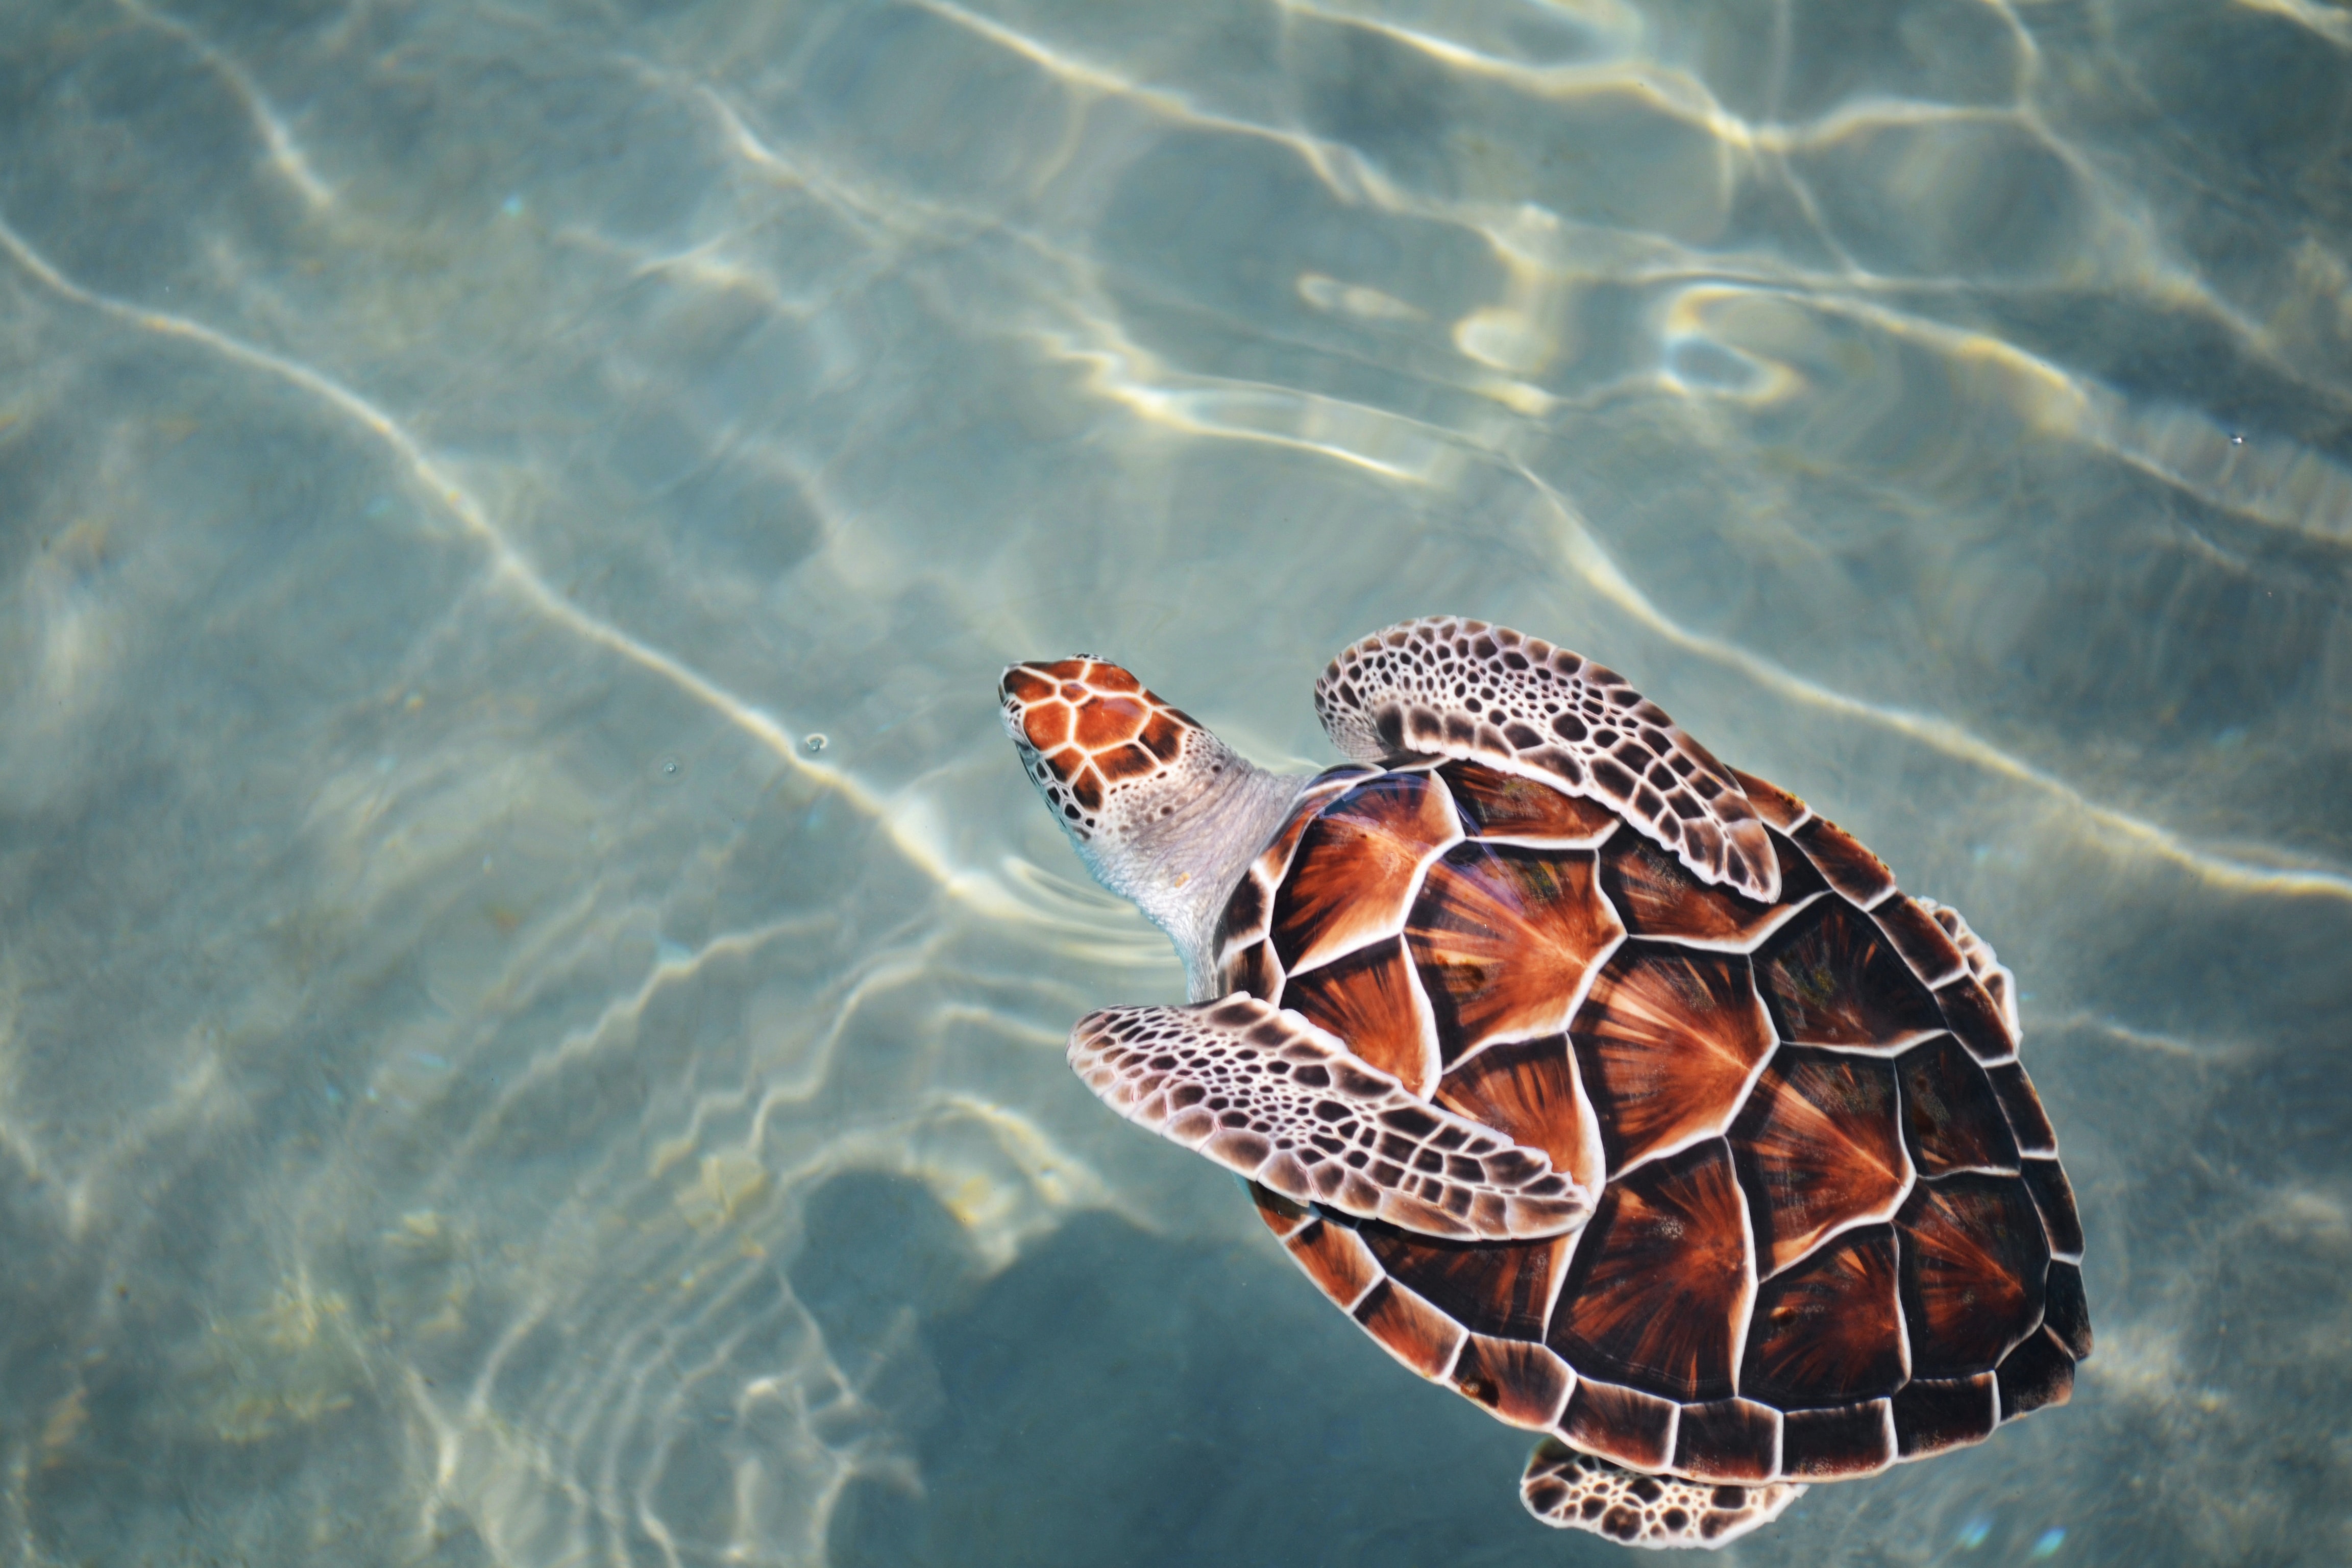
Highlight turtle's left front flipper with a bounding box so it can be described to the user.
[1068,994,1592,1240]
[1315,616,1780,902]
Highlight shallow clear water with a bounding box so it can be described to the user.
[2,0,2348,1563]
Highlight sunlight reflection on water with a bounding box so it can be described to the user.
[0,0,2347,1563]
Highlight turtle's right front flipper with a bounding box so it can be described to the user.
[1069,994,1591,1241]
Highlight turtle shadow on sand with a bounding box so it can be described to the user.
[806,1173,1578,1568]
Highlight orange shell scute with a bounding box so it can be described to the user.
[1728,1048,1908,1273]
[1273,773,1460,975]
[1435,1036,1601,1194]
[1740,1226,1906,1409]
[1547,1141,1752,1404]
[1280,937,1435,1096]
[1672,1397,1781,1484]
[1756,899,1943,1048]
[1353,1279,1467,1378]
[1406,842,1622,1053]
[1572,947,1775,1175]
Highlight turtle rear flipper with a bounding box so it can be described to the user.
[1314,616,1780,902]
[1068,994,1592,1240]
[1520,1439,1806,1550]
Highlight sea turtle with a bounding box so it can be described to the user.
[1000,616,2089,1549]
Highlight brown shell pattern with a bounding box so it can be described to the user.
[1223,758,2087,1485]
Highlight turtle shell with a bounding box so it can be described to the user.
[1213,757,2088,1485]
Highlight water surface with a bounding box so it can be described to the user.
[3,0,2349,1563]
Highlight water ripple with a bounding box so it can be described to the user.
[1,1,2345,1563]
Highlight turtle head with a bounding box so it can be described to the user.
[1000,656,1304,996]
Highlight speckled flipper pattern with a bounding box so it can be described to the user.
[1521,1439,1806,1549]
[1315,617,1781,902]
[1068,994,1594,1240]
